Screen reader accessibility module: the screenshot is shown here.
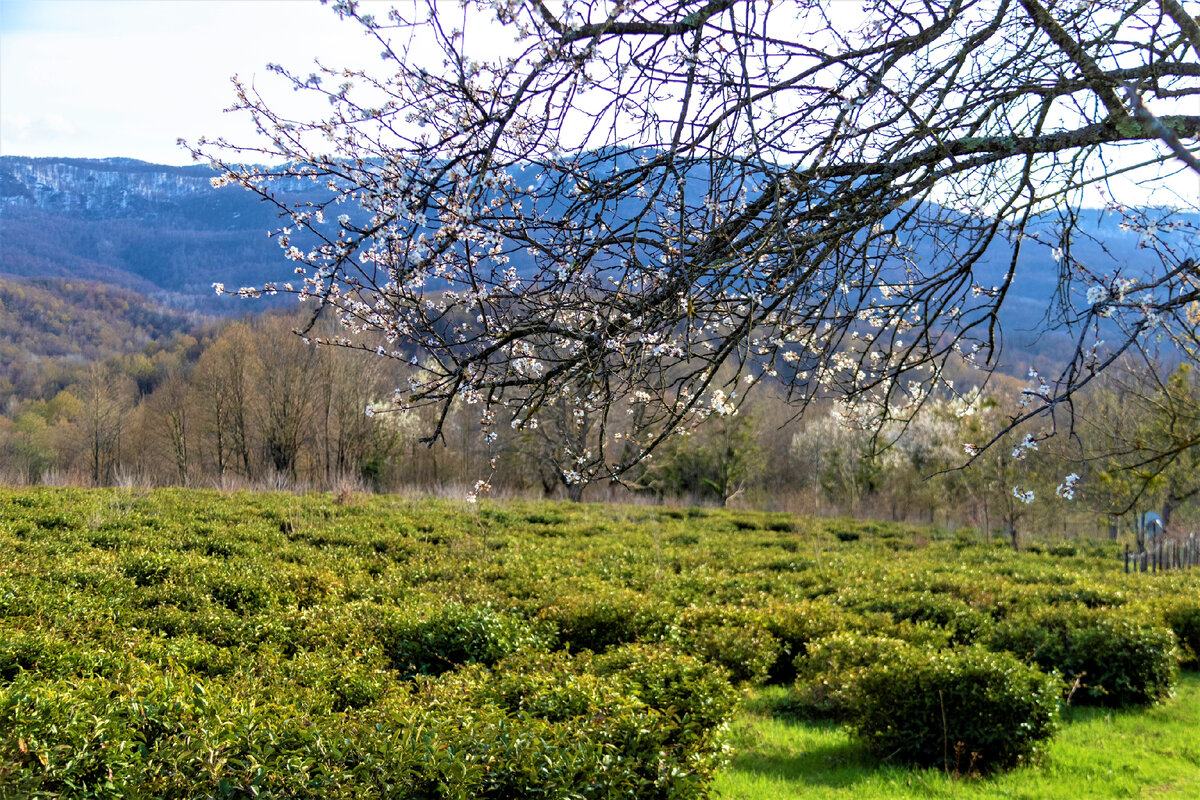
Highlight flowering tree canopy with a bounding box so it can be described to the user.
[191,0,1200,492]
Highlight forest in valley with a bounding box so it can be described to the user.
[1,280,1196,543]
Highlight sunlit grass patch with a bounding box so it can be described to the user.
[715,673,1200,799]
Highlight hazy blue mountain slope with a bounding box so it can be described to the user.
[1,156,1191,368]
[0,156,312,311]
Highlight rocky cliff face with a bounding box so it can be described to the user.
[0,157,217,216]
[0,157,314,310]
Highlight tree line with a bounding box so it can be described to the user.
[1,310,1194,543]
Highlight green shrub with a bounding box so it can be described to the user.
[328,666,387,712]
[206,574,273,614]
[135,636,240,678]
[756,600,871,684]
[1035,583,1125,609]
[525,511,566,526]
[1162,601,1200,670]
[539,591,674,653]
[783,633,914,720]
[591,643,740,742]
[681,623,779,685]
[851,646,1060,772]
[429,647,737,799]
[951,529,977,549]
[378,602,554,677]
[988,606,1177,706]
[482,654,622,723]
[121,554,176,587]
[0,631,70,682]
[5,487,1197,797]
[855,591,989,645]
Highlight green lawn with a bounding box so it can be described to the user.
[717,673,1200,799]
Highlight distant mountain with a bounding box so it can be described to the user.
[0,156,317,312]
[1,155,1193,374]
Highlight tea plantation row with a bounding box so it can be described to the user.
[1,488,1197,798]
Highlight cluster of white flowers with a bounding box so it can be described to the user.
[465,478,491,504]
[1012,486,1035,504]
[562,469,582,485]
[709,389,737,416]
[1138,296,1162,328]
[1011,433,1039,459]
[949,387,980,419]
[513,358,545,378]
[1055,473,1081,500]
[1019,367,1051,407]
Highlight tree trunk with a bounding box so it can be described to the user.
[983,497,990,545]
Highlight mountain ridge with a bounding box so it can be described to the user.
[1,155,1193,366]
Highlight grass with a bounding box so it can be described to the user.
[715,673,1200,799]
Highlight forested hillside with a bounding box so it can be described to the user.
[0,278,205,396]
[5,156,1192,323]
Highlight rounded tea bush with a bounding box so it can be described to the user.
[857,591,990,645]
[757,600,871,684]
[987,605,1177,706]
[538,590,674,653]
[377,601,554,677]
[591,642,740,748]
[851,646,1060,772]
[783,632,914,720]
[681,623,780,685]
[1162,601,1200,670]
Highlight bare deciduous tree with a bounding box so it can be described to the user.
[191,0,1200,492]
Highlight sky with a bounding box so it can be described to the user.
[0,0,1195,206]
[0,0,389,165]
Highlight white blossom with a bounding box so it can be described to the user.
[1055,473,1080,500]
